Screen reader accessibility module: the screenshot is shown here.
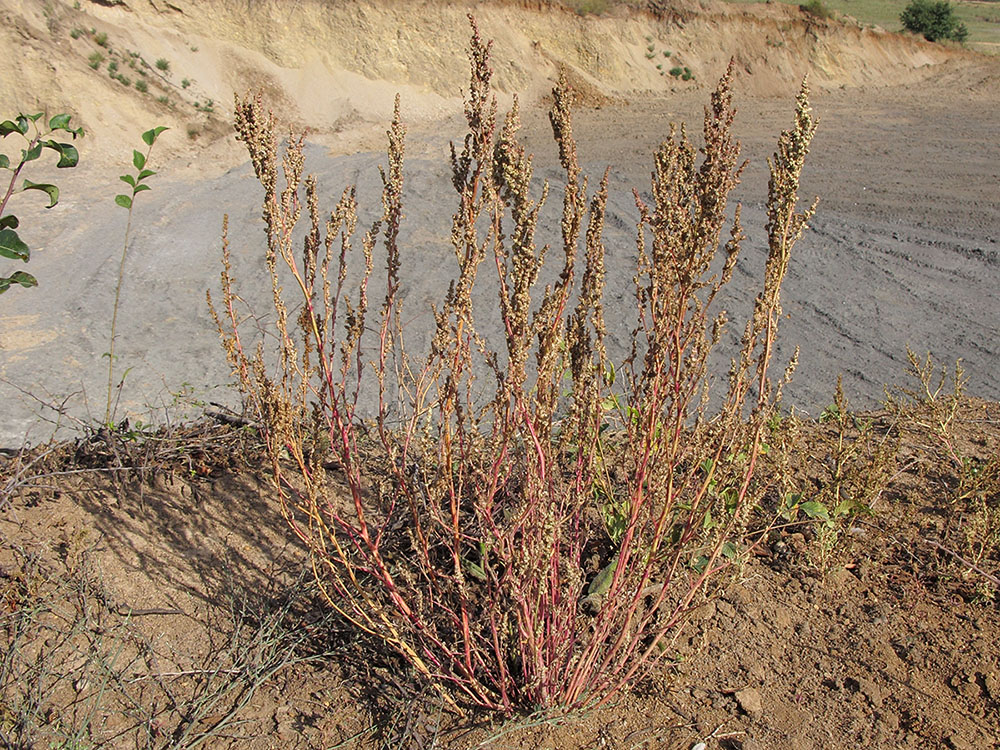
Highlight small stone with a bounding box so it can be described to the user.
[876,709,899,732]
[691,600,716,622]
[945,732,976,750]
[716,599,737,620]
[957,680,980,700]
[727,586,755,611]
[736,687,763,716]
[983,671,1000,703]
[858,677,883,707]
[274,705,296,739]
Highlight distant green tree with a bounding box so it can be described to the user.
[901,0,968,43]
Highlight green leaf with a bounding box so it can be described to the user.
[15,115,30,133]
[702,507,715,530]
[42,141,80,168]
[462,558,487,582]
[21,179,59,207]
[833,495,872,519]
[778,491,803,521]
[48,114,74,131]
[119,174,136,187]
[819,404,840,424]
[25,113,43,123]
[0,270,37,293]
[799,501,831,522]
[132,149,146,170]
[136,168,156,181]
[8,269,36,286]
[587,555,619,597]
[0,154,8,169]
[133,184,151,193]
[0,228,30,261]
[49,114,72,130]
[0,215,18,230]
[22,143,42,163]
[0,120,23,137]
[141,126,168,146]
[721,487,739,514]
[115,194,132,209]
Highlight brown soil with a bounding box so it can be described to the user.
[3,396,998,749]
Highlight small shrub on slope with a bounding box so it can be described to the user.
[800,0,834,21]
[901,0,969,43]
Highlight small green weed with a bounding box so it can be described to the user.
[105,126,168,425]
[87,51,103,69]
[886,348,966,466]
[94,30,108,47]
[799,376,899,569]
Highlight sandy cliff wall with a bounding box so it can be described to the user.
[0,0,969,166]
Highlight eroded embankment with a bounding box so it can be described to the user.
[0,0,968,166]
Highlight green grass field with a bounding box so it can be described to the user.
[723,0,1000,53]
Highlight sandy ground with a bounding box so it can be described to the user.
[1,58,998,444]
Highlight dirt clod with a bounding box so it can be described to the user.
[735,687,764,717]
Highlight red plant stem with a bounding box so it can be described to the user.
[0,153,31,218]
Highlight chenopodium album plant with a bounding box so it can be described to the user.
[212,20,817,714]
